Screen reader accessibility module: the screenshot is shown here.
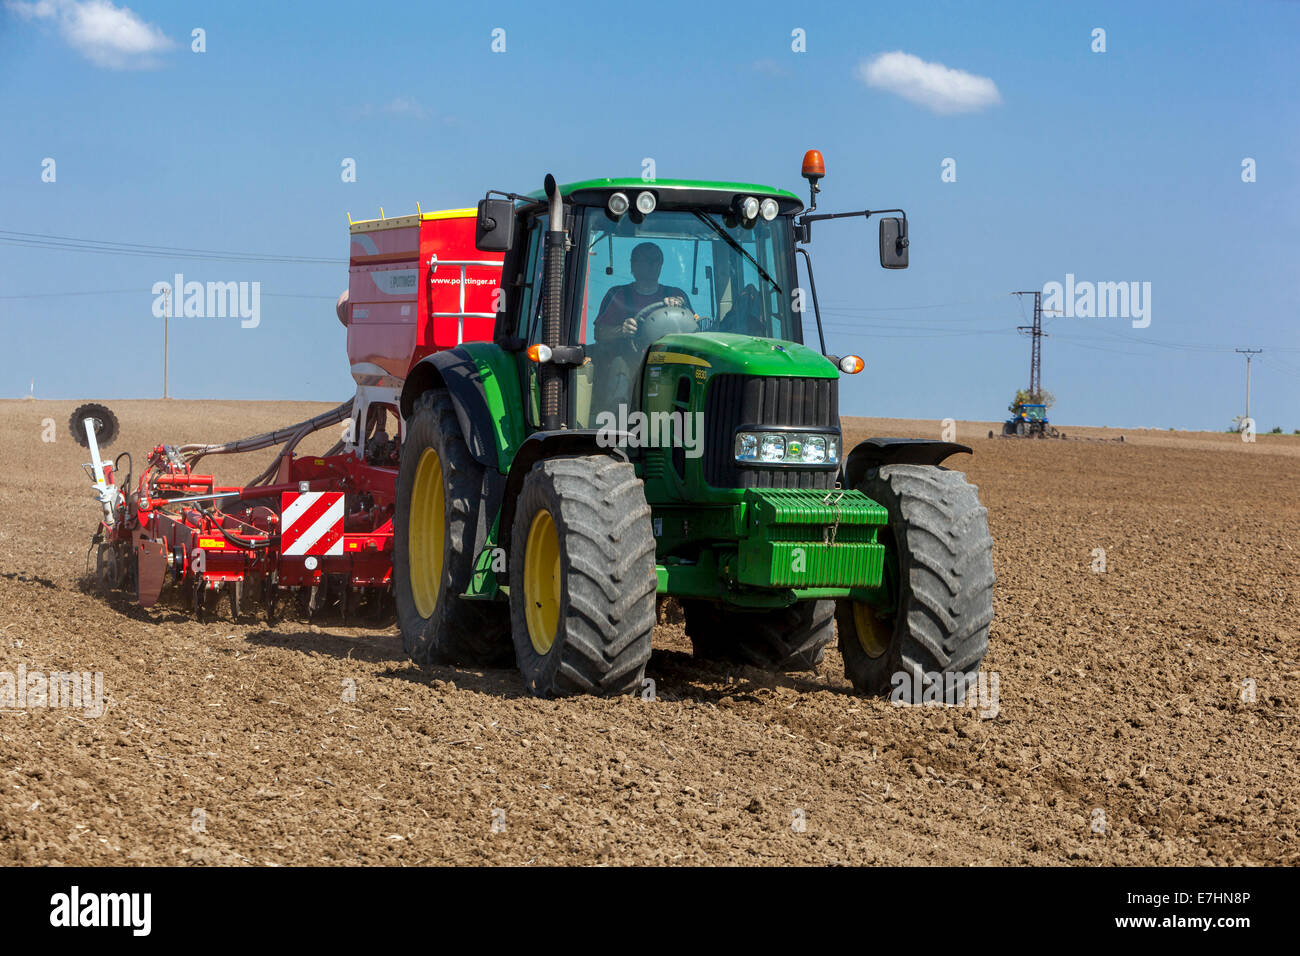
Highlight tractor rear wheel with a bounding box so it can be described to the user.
[837,465,994,697]
[394,389,510,667]
[508,455,656,698]
[682,599,835,671]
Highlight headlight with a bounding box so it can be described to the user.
[802,435,827,463]
[735,431,840,465]
[635,190,657,215]
[739,196,760,221]
[607,192,629,216]
[759,198,779,221]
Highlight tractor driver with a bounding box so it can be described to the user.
[593,242,695,341]
[588,242,698,414]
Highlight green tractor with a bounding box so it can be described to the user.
[393,151,994,699]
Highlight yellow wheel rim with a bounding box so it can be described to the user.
[523,509,561,655]
[410,447,445,619]
[852,601,891,659]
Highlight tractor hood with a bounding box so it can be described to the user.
[644,332,838,379]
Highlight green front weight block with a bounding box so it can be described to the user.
[734,488,888,589]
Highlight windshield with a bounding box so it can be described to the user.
[569,204,799,428]
[575,206,799,345]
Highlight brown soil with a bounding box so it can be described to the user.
[1,400,1296,865]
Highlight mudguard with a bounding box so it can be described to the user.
[400,343,525,472]
[842,438,973,489]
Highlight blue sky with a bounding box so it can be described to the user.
[2,0,1297,430]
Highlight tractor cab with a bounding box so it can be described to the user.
[474,168,909,447]
[488,179,807,432]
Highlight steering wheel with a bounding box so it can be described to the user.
[631,300,698,349]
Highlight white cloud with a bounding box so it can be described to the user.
[382,96,429,119]
[6,0,174,69]
[857,51,1001,115]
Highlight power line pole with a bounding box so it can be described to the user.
[1013,291,1046,397]
[163,287,170,400]
[1235,348,1262,420]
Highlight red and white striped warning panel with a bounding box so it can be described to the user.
[280,492,345,556]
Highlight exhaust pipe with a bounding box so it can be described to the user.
[541,174,565,431]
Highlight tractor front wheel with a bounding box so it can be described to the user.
[509,456,656,697]
[394,389,510,667]
[682,599,834,672]
[837,464,994,697]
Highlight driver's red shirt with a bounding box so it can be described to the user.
[594,283,693,335]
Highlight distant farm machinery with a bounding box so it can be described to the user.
[990,402,1064,440]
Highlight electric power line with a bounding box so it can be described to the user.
[0,229,343,265]
[0,288,338,301]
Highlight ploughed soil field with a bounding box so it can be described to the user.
[1,399,1296,866]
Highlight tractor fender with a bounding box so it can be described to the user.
[400,346,522,471]
[498,430,632,554]
[842,438,973,489]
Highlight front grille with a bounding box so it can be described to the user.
[703,374,839,489]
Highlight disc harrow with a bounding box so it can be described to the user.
[75,399,398,624]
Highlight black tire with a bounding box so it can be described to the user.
[69,402,119,449]
[509,456,655,697]
[394,390,510,666]
[1015,421,1027,437]
[1001,422,1015,436]
[682,599,835,671]
[837,464,994,697]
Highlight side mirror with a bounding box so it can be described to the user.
[475,198,515,252]
[879,217,908,269]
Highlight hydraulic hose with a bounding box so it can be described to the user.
[180,399,353,467]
